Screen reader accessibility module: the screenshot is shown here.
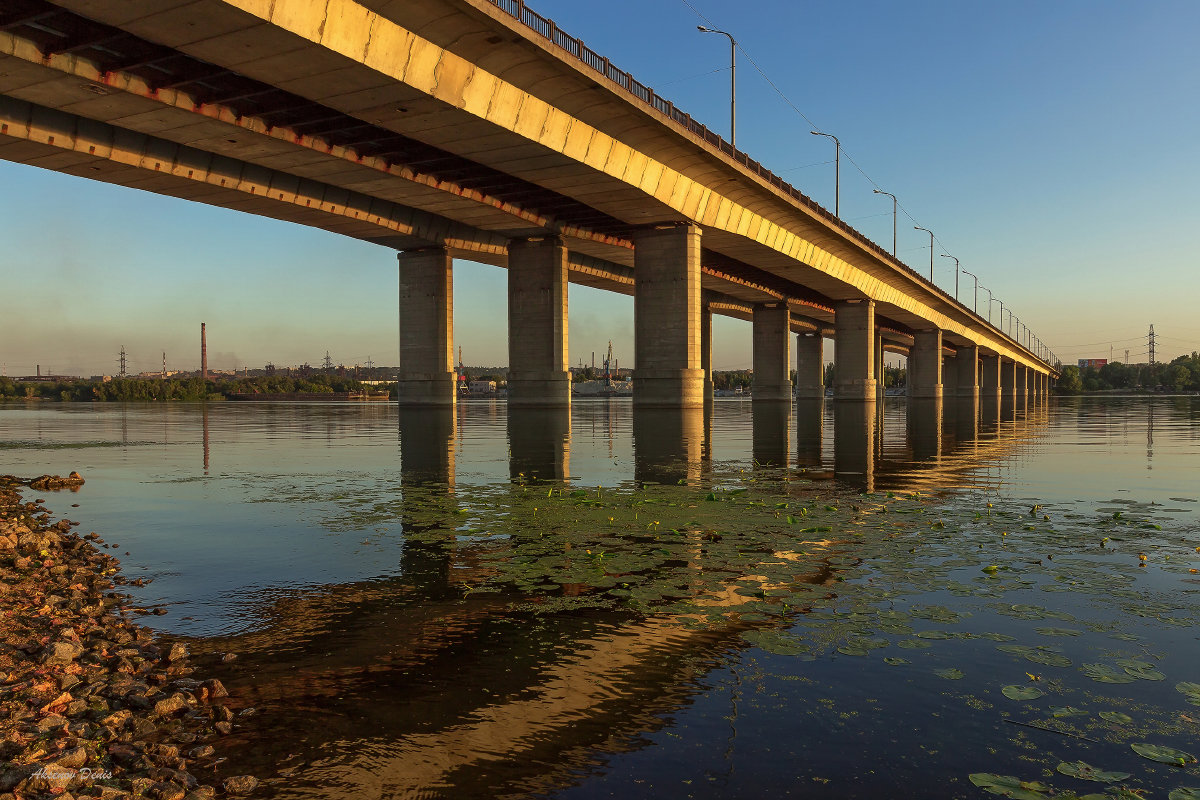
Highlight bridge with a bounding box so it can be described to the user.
[0,0,1057,407]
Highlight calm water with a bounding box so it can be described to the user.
[2,396,1199,799]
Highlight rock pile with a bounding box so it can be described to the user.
[0,477,256,799]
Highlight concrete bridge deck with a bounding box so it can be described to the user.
[0,0,1056,405]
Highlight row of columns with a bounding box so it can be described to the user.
[396,226,1052,407]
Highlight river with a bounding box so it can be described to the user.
[2,396,1198,798]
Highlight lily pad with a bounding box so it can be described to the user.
[1055,760,1131,783]
[1099,711,1134,725]
[1131,742,1197,766]
[883,657,910,666]
[935,667,965,680]
[1050,706,1088,718]
[1168,789,1200,800]
[1002,685,1045,701]
[968,773,1052,798]
[1036,626,1082,637]
[1083,663,1137,684]
[1176,682,1200,705]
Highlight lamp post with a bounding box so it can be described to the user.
[914,226,934,281]
[998,299,1005,332]
[981,285,994,325]
[811,130,840,217]
[873,189,897,257]
[940,253,960,301]
[697,26,736,147]
[962,269,979,314]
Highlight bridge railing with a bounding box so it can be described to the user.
[485,0,1049,365]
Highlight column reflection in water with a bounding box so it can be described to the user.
[795,398,824,469]
[633,406,705,486]
[980,392,1002,438]
[951,396,981,449]
[907,397,944,462]
[508,405,571,482]
[201,404,210,474]
[398,407,458,594]
[833,401,876,492]
[752,401,791,467]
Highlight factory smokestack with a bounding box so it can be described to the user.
[201,322,208,381]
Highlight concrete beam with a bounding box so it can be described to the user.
[398,247,455,406]
[507,236,570,406]
[752,303,791,402]
[633,224,704,408]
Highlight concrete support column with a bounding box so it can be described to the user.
[980,354,1001,403]
[1016,365,1029,408]
[1001,360,1016,404]
[908,330,944,399]
[957,345,980,401]
[943,353,959,397]
[398,247,455,406]
[833,300,877,401]
[752,303,792,401]
[507,236,570,406]
[701,303,714,401]
[633,225,704,408]
[795,334,824,399]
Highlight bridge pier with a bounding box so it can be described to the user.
[633,225,705,408]
[875,330,886,399]
[701,303,714,401]
[908,330,943,400]
[1016,365,1029,410]
[795,333,824,399]
[397,247,456,406]
[833,300,877,401]
[507,236,570,406]
[957,345,980,401]
[1001,360,1017,406]
[752,303,792,401]
[943,351,959,397]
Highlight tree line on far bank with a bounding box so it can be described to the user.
[1056,352,1200,394]
[0,374,370,402]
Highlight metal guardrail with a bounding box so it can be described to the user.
[485,0,1050,366]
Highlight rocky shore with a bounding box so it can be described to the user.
[0,475,254,800]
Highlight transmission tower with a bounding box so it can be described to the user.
[1148,324,1156,365]
[118,346,128,378]
[323,351,334,373]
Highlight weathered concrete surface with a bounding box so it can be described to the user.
[507,236,570,406]
[398,247,455,406]
[981,354,1002,404]
[834,301,876,401]
[908,330,943,400]
[957,345,980,401]
[794,334,824,399]
[632,225,705,408]
[752,304,792,402]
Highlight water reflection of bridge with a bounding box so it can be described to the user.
[396,395,1051,494]
[187,397,1049,797]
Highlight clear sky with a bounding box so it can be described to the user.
[2,0,1198,376]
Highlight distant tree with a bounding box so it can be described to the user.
[1056,365,1083,394]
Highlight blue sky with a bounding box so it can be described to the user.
[2,0,1198,376]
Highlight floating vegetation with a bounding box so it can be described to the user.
[1130,743,1197,766]
[1055,760,1131,783]
[1002,685,1045,701]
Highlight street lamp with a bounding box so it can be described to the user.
[940,253,960,301]
[811,130,840,217]
[873,189,897,257]
[697,26,736,148]
[914,226,934,281]
[981,285,994,325]
[961,268,979,314]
